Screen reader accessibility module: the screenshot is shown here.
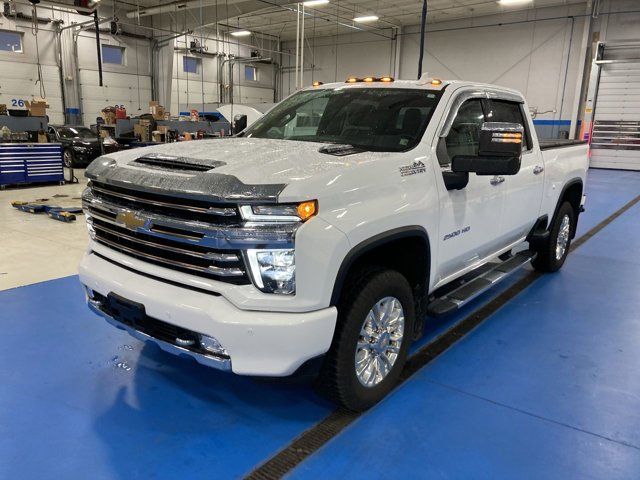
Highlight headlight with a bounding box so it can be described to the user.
[246,249,295,294]
[240,200,317,223]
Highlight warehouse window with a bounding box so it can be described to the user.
[102,45,125,65]
[245,65,258,81]
[0,30,22,53]
[183,56,201,74]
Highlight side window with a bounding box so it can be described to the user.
[485,100,530,150]
[438,98,485,166]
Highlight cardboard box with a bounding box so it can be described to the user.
[158,125,170,135]
[134,123,151,142]
[101,107,117,125]
[26,99,49,117]
[0,104,7,115]
[38,133,48,143]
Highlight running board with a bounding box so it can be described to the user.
[426,250,537,317]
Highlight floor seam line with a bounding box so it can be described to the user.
[424,378,640,451]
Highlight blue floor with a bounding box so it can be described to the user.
[1,169,639,479]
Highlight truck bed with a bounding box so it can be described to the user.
[539,139,587,151]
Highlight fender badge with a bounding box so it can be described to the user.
[116,211,146,230]
[399,160,426,177]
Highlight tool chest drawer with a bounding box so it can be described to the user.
[0,144,64,187]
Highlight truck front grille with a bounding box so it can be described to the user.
[85,181,251,285]
[90,181,241,224]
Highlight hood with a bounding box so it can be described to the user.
[86,138,391,202]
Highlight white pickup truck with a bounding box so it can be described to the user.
[80,77,588,410]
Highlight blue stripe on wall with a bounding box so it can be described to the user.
[532,119,571,126]
[65,108,80,114]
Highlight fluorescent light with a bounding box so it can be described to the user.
[303,0,329,6]
[354,15,379,22]
[497,0,533,5]
[230,30,252,37]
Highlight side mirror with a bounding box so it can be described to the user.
[452,122,523,176]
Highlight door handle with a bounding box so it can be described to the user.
[490,176,505,186]
[533,165,544,175]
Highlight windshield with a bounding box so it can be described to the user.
[58,127,97,139]
[243,87,442,152]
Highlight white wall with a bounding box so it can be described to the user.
[281,3,593,138]
[0,14,64,124]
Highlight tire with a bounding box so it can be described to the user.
[532,201,576,273]
[63,149,75,168]
[315,267,415,411]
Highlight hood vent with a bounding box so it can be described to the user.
[132,153,226,173]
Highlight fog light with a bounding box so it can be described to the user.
[199,334,227,356]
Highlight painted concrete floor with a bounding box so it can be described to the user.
[1,169,639,479]
[0,169,88,290]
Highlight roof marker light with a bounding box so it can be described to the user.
[380,76,394,82]
[430,78,442,86]
[363,76,374,82]
[312,81,323,87]
[346,77,358,83]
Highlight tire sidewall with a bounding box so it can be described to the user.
[63,149,75,168]
[548,202,575,271]
[337,270,415,410]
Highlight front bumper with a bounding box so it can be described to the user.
[79,251,338,376]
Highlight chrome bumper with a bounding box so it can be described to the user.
[87,298,232,372]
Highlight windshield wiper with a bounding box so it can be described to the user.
[318,144,366,156]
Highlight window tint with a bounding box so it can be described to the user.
[183,56,200,74]
[443,99,485,162]
[0,30,22,52]
[102,45,124,65]
[486,100,529,149]
[245,65,257,81]
[244,88,442,152]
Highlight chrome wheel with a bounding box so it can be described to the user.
[63,149,74,168]
[355,296,405,388]
[555,214,571,260]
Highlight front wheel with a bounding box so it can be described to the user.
[315,268,415,411]
[532,201,576,272]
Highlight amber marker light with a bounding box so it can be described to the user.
[380,76,394,82]
[363,77,375,82]
[430,78,443,86]
[346,77,358,83]
[312,81,323,87]
[297,201,318,221]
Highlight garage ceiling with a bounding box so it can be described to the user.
[36,0,588,40]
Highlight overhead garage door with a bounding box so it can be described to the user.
[79,70,152,126]
[590,45,640,170]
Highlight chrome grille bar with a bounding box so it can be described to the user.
[92,233,245,277]
[91,221,239,262]
[90,183,237,217]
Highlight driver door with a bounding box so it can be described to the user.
[433,96,507,286]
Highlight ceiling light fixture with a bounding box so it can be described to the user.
[497,0,533,5]
[353,15,379,22]
[230,30,252,37]
[303,0,330,6]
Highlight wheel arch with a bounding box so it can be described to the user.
[330,226,431,309]
[554,178,583,237]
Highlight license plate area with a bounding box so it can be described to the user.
[105,292,146,329]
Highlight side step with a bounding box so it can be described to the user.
[426,250,537,317]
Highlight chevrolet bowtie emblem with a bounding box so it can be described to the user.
[115,211,146,230]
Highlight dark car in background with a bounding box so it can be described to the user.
[47,125,107,167]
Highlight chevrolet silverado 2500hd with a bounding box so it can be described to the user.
[80,78,588,410]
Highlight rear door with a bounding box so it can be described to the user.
[486,99,544,244]
[433,95,506,285]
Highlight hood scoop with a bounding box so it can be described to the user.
[131,153,226,173]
